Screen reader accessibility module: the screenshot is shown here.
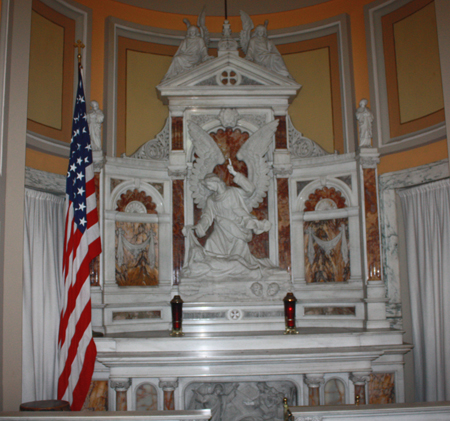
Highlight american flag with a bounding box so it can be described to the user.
[58,67,101,410]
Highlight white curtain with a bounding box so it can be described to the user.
[398,178,450,402]
[22,188,65,402]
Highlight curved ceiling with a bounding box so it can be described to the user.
[112,0,332,17]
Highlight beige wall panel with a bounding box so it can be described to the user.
[284,48,334,153]
[27,10,63,129]
[126,50,171,156]
[394,1,444,124]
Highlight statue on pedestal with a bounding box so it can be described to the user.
[356,98,374,148]
[239,11,293,79]
[181,120,281,282]
[87,100,104,151]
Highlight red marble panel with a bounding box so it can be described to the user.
[304,218,350,283]
[164,390,175,410]
[115,222,159,286]
[82,380,108,411]
[277,178,291,271]
[116,189,157,214]
[173,180,185,284]
[172,117,183,150]
[363,168,381,281]
[275,116,287,149]
[304,187,346,211]
[368,373,395,404]
[194,128,270,259]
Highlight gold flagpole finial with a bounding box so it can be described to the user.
[74,40,85,67]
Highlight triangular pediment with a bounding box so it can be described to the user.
[157,52,301,104]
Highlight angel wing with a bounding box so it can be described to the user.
[183,18,191,29]
[236,119,279,210]
[239,10,254,54]
[197,6,210,48]
[188,121,225,209]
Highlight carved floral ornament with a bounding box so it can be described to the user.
[304,187,346,212]
[116,189,157,214]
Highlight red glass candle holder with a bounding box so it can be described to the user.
[170,295,184,337]
[283,292,298,334]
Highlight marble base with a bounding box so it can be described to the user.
[179,275,291,303]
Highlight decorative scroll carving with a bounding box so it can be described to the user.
[287,116,329,158]
[116,189,157,214]
[128,118,170,161]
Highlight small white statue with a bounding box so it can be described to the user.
[240,11,293,79]
[356,98,374,148]
[162,8,213,82]
[181,120,282,281]
[86,100,104,151]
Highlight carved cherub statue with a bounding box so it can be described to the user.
[239,11,293,79]
[356,98,374,148]
[161,7,213,82]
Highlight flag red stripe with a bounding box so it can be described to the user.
[59,248,91,347]
[58,300,93,399]
[70,338,97,411]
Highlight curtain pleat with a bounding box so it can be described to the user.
[399,178,450,402]
[22,188,65,402]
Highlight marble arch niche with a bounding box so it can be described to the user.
[101,166,173,334]
[290,155,365,328]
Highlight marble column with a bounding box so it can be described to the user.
[169,114,187,285]
[273,115,292,272]
[110,378,131,411]
[159,378,179,410]
[350,372,370,405]
[304,374,325,406]
[359,148,389,329]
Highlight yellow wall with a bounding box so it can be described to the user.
[394,1,443,124]
[125,51,171,156]
[24,0,447,175]
[285,49,334,153]
[27,10,64,129]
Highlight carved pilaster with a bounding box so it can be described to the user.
[110,378,131,411]
[304,375,325,406]
[350,372,370,405]
[159,378,179,410]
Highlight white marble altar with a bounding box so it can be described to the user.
[89,16,411,416]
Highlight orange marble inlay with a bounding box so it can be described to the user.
[82,380,108,411]
[304,187,346,211]
[116,189,157,214]
[173,180,185,284]
[368,373,395,404]
[172,117,183,150]
[277,178,291,271]
[309,387,320,406]
[164,390,175,410]
[304,219,350,283]
[363,168,381,281]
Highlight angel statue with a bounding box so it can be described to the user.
[161,7,213,82]
[181,120,282,281]
[239,11,293,79]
